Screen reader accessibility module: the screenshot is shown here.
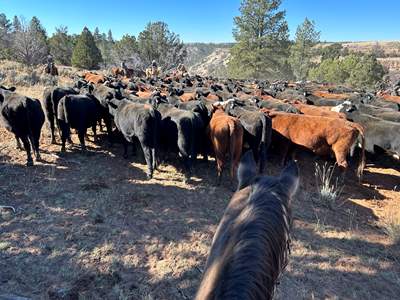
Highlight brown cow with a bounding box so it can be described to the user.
[207,104,243,184]
[312,90,350,100]
[83,72,105,84]
[376,91,400,104]
[111,67,125,77]
[292,101,347,119]
[264,111,365,180]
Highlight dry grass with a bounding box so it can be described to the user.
[382,212,400,244]
[314,162,344,210]
[0,70,399,299]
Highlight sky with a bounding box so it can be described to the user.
[0,0,399,43]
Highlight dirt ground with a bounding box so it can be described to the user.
[0,91,399,299]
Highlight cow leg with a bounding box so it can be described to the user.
[216,156,224,185]
[92,125,97,141]
[104,116,113,146]
[78,129,86,151]
[152,147,158,171]
[14,135,23,150]
[333,147,349,178]
[59,122,69,152]
[141,144,153,179]
[49,118,57,144]
[122,140,128,159]
[20,136,33,166]
[182,155,192,182]
[28,133,41,161]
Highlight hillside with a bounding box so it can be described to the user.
[185,41,400,78]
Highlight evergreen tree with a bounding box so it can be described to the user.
[29,16,49,54]
[112,34,140,66]
[49,26,74,65]
[12,15,21,32]
[71,27,102,69]
[107,29,114,43]
[228,0,290,80]
[289,18,320,80]
[93,27,101,44]
[137,21,186,70]
[0,13,12,59]
[319,43,344,61]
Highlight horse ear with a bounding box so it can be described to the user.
[279,160,299,197]
[237,150,257,190]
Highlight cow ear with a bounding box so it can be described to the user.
[237,150,257,190]
[279,160,299,197]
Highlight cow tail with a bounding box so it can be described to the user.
[25,100,35,149]
[62,97,69,124]
[229,121,243,178]
[353,123,366,181]
[259,114,271,173]
[176,118,190,158]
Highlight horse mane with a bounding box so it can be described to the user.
[196,179,292,300]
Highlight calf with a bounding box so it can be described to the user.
[43,87,79,143]
[108,99,160,179]
[266,112,366,180]
[0,88,45,165]
[195,151,299,300]
[57,94,101,152]
[207,105,243,184]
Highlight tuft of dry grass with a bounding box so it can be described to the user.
[314,162,344,210]
[382,212,400,243]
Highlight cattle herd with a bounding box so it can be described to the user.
[1,70,400,299]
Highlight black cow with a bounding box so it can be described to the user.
[0,87,45,165]
[150,96,198,181]
[43,87,79,143]
[344,111,400,158]
[108,98,160,179]
[57,94,101,152]
[176,100,212,161]
[251,97,300,114]
[224,99,272,173]
[91,84,123,142]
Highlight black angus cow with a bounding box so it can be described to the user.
[57,94,101,152]
[0,87,45,165]
[176,100,213,161]
[108,98,160,179]
[91,84,123,142]
[251,97,300,114]
[224,99,272,173]
[150,96,198,181]
[43,86,79,143]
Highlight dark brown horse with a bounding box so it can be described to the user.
[195,150,299,300]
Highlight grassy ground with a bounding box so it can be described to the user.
[0,84,399,299]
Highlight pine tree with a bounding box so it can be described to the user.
[49,26,74,65]
[107,29,114,43]
[12,16,21,32]
[289,18,320,80]
[71,27,102,69]
[228,0,290,80]
[0,13,12,59]
[138,21,186,70]
[112,34,139,65]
